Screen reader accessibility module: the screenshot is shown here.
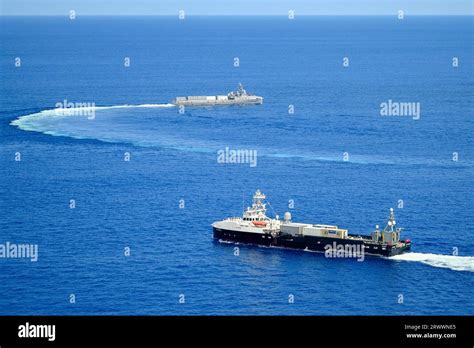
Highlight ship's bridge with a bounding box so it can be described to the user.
[242,190,269,221]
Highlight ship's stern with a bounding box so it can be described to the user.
[387,240,411,257]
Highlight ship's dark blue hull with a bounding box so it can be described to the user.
[213,227,411,257]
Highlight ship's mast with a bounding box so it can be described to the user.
[384,208,397,232]
[252,189,266,214]
[237,82,247,96]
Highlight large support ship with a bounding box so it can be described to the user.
[212,190,411,258]
[173,83,263,106]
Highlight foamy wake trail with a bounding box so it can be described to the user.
[390,253,474,272]
[10,104,176,129]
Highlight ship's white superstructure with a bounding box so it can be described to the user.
[212,190,280,235]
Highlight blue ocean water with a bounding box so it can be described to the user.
[0,16,473,315]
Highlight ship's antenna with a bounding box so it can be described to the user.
[266,199,278,218]
[242,192,244,215]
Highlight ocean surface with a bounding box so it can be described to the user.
[0,16,473,315]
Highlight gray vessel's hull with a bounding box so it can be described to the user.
[173,96,263,106]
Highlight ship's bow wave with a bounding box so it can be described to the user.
[390,252,474,272]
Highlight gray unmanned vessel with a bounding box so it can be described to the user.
[173,83,263,106]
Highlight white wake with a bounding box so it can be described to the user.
[390,253,474,272]
[10,103,175,129]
